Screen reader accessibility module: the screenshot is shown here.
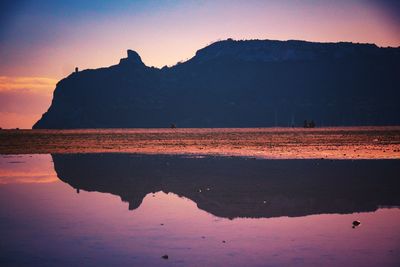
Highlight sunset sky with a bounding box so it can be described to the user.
[0,0,399,128]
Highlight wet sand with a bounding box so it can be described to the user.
[1,127,400,159]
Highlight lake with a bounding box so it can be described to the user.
[0,128,399,266]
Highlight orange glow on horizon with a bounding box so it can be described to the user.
[0,155,58,184]
[0,76,57,94]
[0,76,56,129]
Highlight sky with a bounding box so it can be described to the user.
[0,0,399,129]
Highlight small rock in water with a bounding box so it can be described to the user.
[161,255,169,259]
[222,240,226,243]
[352,220,361,228]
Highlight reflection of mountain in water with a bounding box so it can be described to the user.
[52,154,400,219]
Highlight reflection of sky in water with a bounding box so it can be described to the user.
[0,154,57,184]
[0,155,399,266]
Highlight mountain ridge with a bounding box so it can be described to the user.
[33,38,400,129]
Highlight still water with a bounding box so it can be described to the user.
[0,154,399,266]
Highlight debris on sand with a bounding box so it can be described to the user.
[161,255,169,259]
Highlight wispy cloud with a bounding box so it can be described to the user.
[0,76,57,128]
[0,76,57,94]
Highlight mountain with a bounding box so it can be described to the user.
[52,154,400,219]
[33,39,400,128]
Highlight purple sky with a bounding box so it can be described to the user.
[0,0,399,128]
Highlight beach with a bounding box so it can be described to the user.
[1,127,400,266]
[1,127,400,159]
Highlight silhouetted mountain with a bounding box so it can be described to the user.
[52,154,400,219]
[34,39,400,128]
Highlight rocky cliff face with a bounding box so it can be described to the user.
[33,39,400,129]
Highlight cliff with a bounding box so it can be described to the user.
[34,39,400,128]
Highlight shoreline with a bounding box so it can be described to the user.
[1,127,399,159]
[1,151,400,160]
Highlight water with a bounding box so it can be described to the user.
[1,153,399,266]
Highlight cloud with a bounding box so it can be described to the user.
[0,76,57,128]
[0,76,57,94]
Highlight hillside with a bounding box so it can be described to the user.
[33,39,400,128]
